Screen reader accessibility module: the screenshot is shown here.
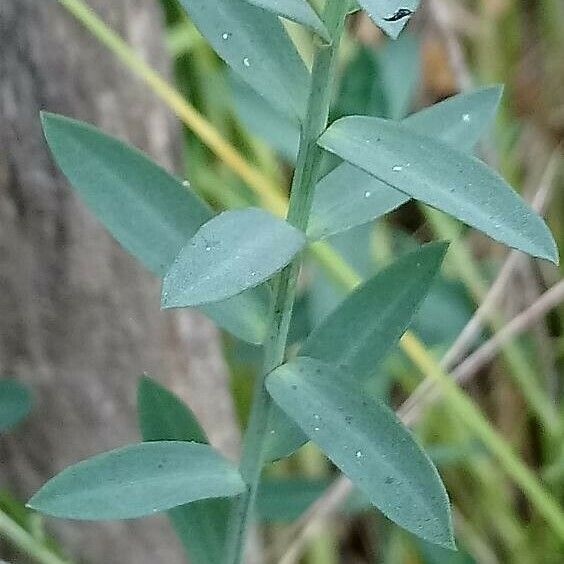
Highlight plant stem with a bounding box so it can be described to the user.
[0,508,70,564]
[59,0,564,542]
[223,3,349,563]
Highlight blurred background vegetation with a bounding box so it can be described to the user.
[2,0,563,562]
[157,2,564,559]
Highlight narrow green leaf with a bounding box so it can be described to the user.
[178,0,310,121]
[308,164,407,240]
[302,242,448,377]
[357,0,420,39]
[0,380,33,432]
[162,208,306,307]
[28,442,244,520]
[318,116,558,263]
[138,376,207,444]
[265,243,448,461]
[41,112,268,344]
[266,357,455,548]
[309,87,504,239]
[41,112,211,276]
[334,46,387,120]
[244,0,330,41]
[138,377,227,564]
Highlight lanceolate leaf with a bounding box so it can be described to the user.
[265,243,448,461]
[41,112,268,344]
[266,357,455,548]
[308,87,504,239]
[138,377,227,564]
[162,208,306,307]
[42,112,211,276]
[318,116,558,263]
[28,442,244,520]
[244,0,330,41]
[302,242,448,377]
[357,0,420,39]
[178,0,310,121]
[0,380,33,432]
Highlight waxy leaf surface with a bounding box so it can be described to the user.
[28,442,244,520]
[162,208,305,307]
[266,357,454,548]
[318,116,557,262]
[138,376,207,444]
[138,377,227,564]
[42,113,269,344]
[308,87,504,239]
[265,243,448,461]
[178,0,310,121]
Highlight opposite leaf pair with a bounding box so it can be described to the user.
[28,244,455,551]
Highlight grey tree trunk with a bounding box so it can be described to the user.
[0,1,239,562]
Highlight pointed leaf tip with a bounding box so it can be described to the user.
[40,112,271,343]
[318,116,558,263]
[310,86,507,240]
[137,376,208,444]
[266,357,455,548]
[265,242,449,461]
[28,442,244,521]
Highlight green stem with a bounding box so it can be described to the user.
[223,3,349,563]
[0,508,70,564]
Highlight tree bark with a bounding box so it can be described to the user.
[0,1,239,561]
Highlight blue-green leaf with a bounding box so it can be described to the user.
[28,442,244,520]
[302,242,448,377]
[309,87,504,239]
[357,0,420,39]
[41,112,211,276]
[0,380,33,432]
[138,377,227,564]
[162,208,305,307]
[265,243,447,461]
[318,116,558,263]
[244,0,330,41]
[41,112,268,344]
[138,376,207,444]
[178,0,310,121]
[266,357,455,548]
